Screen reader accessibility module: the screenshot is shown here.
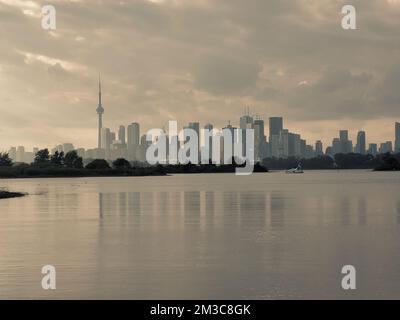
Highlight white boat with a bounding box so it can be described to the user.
[286,164,304,174]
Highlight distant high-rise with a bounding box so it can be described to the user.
[118,125,126,145]
[395,122,400,153]
[101,127,112,156]
[380,141,393,154]
[16,146,25,163]
[279,129,289,158]
[269,117,283,157]
[315,140,323,156]
[300,139,306,158]
[127,123,140,160]
[8,147,17,161]
[339,130,352,153]
[96,76,105,149]
[254,118,266,161]
[355,131,366,154]
[269,117,283,140]
[339,130,348,142]
[240,112,254,158]
[63,143,74,154]
[368,143,378,156]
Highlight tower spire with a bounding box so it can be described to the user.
[98,74,102,106]
[96,75,104,149]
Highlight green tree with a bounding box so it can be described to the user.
[112,158,131,170]
[34,149,50,164]
[50,151,64,166]
[0,152,13,167]
[64,151,83,169]
[85,159,111,170]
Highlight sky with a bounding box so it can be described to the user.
[0,0,399,150]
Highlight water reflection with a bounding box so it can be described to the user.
[358,196,367,226]
[270,192,285,228]
[340,195,350,226]
[184,191,201,226]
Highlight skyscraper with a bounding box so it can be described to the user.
[96,76,105,149]
[269,117,283,141]
[127,123,140,160]
[101,127,112,158]
[395,122,400,153]
[254,118,266,161]
[269,117,283,157]
[368,143,378,156]
[118,125,126,145]
[339,130,352,153]
[16,146,25,163]
[355,131,366,154]
[315,140,323,156]
[280,129,290,158]
[240,113,254,159]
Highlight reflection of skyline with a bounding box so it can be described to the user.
[95,190,387,229]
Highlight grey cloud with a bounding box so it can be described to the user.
[193,54,262,95]
[1,0,400,149]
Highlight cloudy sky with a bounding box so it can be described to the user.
[0,0,399,150]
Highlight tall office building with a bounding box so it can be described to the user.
[315,140,323,156]
[240,113,254,158]
[269,117,283,140]
[332,138,341,155]
[380,141,393,154]
[16,146,25,163]
[221,122,237,164]
[300,139,307,158]
[96,76,105,149]
[279,129,289,158]
[254,118,266,161]
[127,123,140,160]
[355,131,366,154]
[368,143,378,156]
[395,122,400,153]
[118,125,126,145]
[8,147,17,161]
[339,130,353,153]
[293,134,301,157]
[101,127,112,159]
[269,117,283,157]
[63,143,74,154]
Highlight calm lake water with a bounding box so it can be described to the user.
[0,171,400,299]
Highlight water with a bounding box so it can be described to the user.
[0,171,399,299]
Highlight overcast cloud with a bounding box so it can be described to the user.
[0,0,399,149]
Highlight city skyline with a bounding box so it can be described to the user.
[5,81,400,164]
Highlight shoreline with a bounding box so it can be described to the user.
[0,191,26,199]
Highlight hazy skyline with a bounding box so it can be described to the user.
[1,0,400,150]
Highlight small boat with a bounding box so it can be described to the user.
[286,164,304,174]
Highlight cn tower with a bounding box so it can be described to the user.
[96,76,104,149]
